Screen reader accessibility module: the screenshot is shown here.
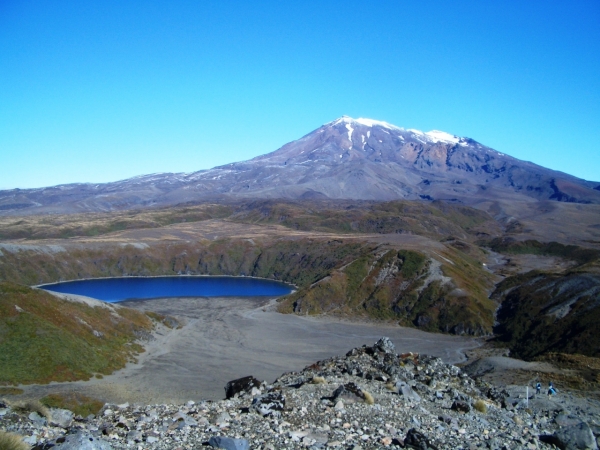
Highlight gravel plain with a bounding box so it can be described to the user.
[17,295,481,405]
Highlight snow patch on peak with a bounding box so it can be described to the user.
[408,128,465,145]
[355,118,402,130]
[425,130,460,144]
[329,116,402,131]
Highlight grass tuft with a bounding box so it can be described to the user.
[10,400,51,420]
[311,376,326,385]
[473,399,487,413]
[363,391,375,405]
[0,431,30,450]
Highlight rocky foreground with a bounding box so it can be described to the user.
[1,338,599,450]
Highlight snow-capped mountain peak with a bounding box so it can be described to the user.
[1,116,599,215]
[330,117,465,146]
[329,116,402,131]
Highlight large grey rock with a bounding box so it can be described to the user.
[554,422,598,450]
[54,433,113,449]
[49,408,74,428]
[208,436,250,450]
[29,411,47,426]
[173,411,198,427]
[396,381,421,403]
[557,414,585,427]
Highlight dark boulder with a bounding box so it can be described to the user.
[451,400,470,413]
[224,376,261,399]
[404,428,438,450]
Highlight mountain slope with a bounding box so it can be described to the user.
[1,116,599,215]
[0,282,158,384]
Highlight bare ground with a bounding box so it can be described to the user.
[15,295,481,405]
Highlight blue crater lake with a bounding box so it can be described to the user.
[39,276,294,303]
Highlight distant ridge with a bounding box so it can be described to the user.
[1,116,599,215]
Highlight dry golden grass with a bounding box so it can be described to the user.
[363,391,375,405]
[9,400,50,420]
[474,399,487,414]
[0,431,29,450]
[311,376,326,385]
[0,204,233,241]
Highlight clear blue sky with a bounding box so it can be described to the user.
[1,0,599,189]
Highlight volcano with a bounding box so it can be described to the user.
[2,116,599,215]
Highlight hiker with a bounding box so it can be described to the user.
[536,382,541,395]
[548,382,557,397]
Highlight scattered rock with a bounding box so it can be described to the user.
[251,391,285,416]
[1,337,599,450]
[330,382,370,404]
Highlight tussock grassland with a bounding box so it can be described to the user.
[485,237,600,266]
[40,392,104,417]
[0,282,155,385]
[492,271,600,359]
[0,204,233,240]
[0,199,499,242]
[229,199,500,238]
[279,246,496,335]
[8,400,50,420]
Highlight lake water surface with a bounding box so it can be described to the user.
[39,276,293,303]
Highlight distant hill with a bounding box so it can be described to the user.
[2,116,599,215]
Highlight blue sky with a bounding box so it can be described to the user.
[1,0,599,189]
